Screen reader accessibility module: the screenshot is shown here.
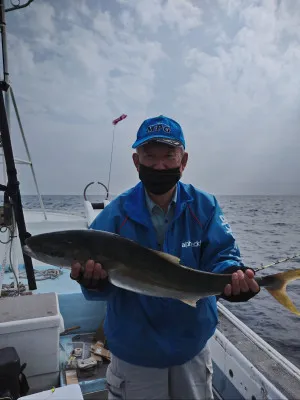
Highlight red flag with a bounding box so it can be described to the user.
[112,114,127,125]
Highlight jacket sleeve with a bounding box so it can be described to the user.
[199,196,244,274]
[199,196,259,302]
[80,204,119,301]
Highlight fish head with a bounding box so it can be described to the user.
[23,230,93,267]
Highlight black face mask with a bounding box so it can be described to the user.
[138,164,181,195]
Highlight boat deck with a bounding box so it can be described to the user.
[3,264,300,400]
[217,305,300,399]
[59,332,108,399]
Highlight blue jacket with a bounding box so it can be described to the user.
[81,181,243,368]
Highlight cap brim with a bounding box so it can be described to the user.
[132,135,183,149]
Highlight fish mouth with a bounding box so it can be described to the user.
[23,245,36,259]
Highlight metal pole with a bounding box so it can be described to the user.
[0,0,9,126]
[10,87,47,219]
[107,125,116,197]
[0,0,36,290]
[0,0,8,181]
[0,0,46,219]
[0,85,36,290]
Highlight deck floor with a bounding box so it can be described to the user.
[60,332,108,399]
[217,310,300,399]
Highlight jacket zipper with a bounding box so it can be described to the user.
[163,202,187,253]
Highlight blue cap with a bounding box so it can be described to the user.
[132,115,186,149]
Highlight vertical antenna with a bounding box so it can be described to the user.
[108,113,127,197]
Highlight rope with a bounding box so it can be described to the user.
[0,229,9,296]
[18,268,63,281]
[1,281,26,297]
[2,268,64,297]
[0,217,21,296]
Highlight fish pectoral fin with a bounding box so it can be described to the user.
[151,249,181,264]
[102,260,127,272]
[265,269,300,316]
[180,298,198,308]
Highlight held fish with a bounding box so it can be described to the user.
[23,229,300,316]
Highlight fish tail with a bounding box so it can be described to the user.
[260,269,300,316]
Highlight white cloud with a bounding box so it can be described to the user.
[4,0,300,195]
[9,2,166,123]
[174,0,300,193]
[5,0,168,194]
[117,0,202,35]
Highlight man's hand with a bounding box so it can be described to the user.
[71,260,108,284]
[223,269,260,297]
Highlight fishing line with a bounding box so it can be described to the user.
[254,253,300,272]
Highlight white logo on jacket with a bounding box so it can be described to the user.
[182,240,201,248]
[219,215,233,234]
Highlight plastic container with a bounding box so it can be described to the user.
[19,383,84,399]
[0,292,62,391]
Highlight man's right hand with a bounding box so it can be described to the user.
[71,260,108,284]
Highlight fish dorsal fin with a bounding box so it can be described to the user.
[151,249,181,264]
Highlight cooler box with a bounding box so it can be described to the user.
[0,292,62,393]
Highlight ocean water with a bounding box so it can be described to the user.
[21,194,300,368]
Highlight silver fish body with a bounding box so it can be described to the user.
[23,229,300,314]
[23,229,233,305]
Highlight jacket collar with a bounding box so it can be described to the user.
[123,181,194,227]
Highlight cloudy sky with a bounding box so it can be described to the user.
[3,0,300,195]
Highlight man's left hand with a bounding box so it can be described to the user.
[223,269,260,297]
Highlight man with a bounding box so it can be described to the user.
[71,115,259,400]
